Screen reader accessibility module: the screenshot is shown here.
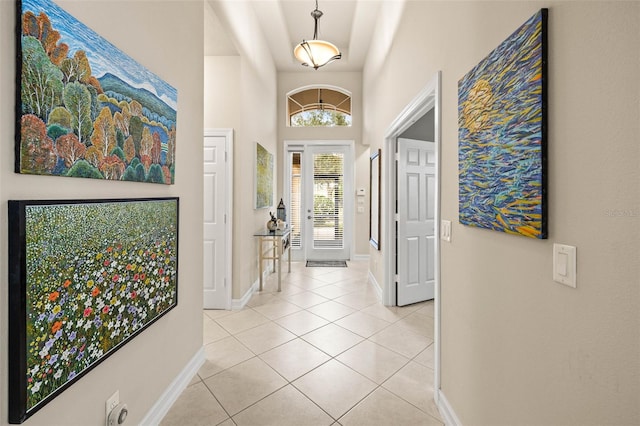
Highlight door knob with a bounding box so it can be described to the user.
[307,216,312,219]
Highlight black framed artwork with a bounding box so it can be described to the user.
[8,197,179,423]
[370,149,381,250]
[458,9,548,239]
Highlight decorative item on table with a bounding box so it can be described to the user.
[277,198,286,222]
[276,219,287,231]
[267,211,278,231]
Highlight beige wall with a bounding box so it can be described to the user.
[0,1,204,424]
[233,58,278,299]
[206,1,279,300]
[204,56,241,129]
[205,56,278,301]
[364,1,639,424]
[278,72,371,257]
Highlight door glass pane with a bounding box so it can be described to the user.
[313,152,344,248]
[290,152,302,248]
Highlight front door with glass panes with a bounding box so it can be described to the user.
[286,143,353,261]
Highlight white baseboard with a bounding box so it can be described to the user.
[232,264,272,310]
[368,269,383,301]
[140,347,205,425]
[232,279,259,310]
[436,390,462,426]
[351,254,370,261]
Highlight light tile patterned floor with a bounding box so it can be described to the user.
[161,260,442,426]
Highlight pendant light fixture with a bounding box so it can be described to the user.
[293,0,341,70]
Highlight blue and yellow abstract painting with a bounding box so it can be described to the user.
[458,9,547,239]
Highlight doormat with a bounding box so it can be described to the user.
[306,260,348,268]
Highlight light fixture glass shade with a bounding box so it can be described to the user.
[294,40,341,69]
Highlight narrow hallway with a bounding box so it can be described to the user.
[161,260,441,425]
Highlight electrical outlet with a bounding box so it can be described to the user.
[106,390,119,419]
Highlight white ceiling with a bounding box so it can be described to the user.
[205,0,389,72]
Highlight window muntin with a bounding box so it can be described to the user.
[288,87,352,127]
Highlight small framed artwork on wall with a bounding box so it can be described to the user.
[255,142,274,209]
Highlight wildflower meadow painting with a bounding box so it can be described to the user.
[17,0,177,184]
[8,198,179,423]
[458,9,547,239]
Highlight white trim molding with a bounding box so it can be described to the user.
[351,254,370,261]
[231,259,274,310]
[140,347,205,425]
[383,74,441,307]
[231,275,264,310]
[368,269,383,301]
[436,390,462,426]
[382,71,443,411]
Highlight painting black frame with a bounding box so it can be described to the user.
[8,197,179,423]
[458,9,548,239]
[370,149,381,250]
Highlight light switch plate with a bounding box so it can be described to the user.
[441,220,451,242]
[553,243,576,288]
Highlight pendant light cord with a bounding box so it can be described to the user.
[311,0,322,40]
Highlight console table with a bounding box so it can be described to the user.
[253,228,291,292]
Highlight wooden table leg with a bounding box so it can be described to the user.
[259,238,263,291]
[272,241,276,272]
[277,241,282,292]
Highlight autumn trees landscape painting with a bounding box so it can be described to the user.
[18,0,178,184]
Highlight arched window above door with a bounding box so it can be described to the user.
[287,86,352,127]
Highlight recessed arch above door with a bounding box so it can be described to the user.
[286,85,352,127]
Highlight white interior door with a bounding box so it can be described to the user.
[303,144,353,261]
[203,134,229,309]
[397,138,435,306]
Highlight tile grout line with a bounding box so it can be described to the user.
[212,317,435,423]
[188,262,441,425]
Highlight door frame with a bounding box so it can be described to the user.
[283,140,356,262]
[382,72,442,401]
[204,128,234,310]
